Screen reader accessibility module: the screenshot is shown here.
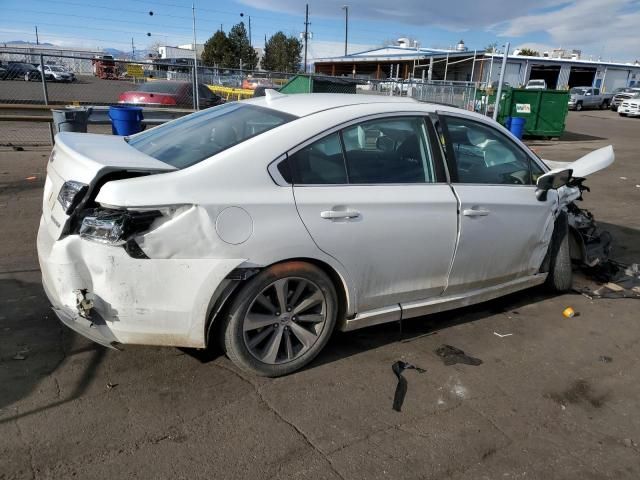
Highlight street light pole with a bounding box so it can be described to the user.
[192,3,199,110]
[342,5,348,56]
[303,4,309,73]
[493,41,510,121]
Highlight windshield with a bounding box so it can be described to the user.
[127,103,296,169]
[570,88,588,94]
[50,66,64,72]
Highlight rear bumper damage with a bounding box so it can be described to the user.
[37,216,244,348]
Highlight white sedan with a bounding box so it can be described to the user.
[37,92,614,376]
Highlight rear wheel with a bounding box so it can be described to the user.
[222,262,338,377]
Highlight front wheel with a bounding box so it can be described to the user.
[575,102,583,111]
[222,262,338,377]
[546,217,572,292]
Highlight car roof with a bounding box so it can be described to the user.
[242,92,418,117]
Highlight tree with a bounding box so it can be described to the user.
[484,42,498,53]
[261,32,302,72]
[227,22,258,70]
[147,41,162,59]
[517,48,540,57]
[201,30,232,67]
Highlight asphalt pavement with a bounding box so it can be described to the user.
[1,109,639,479]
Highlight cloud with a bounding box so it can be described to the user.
[240,0,640,61]
[497,0,640,61]
[238,0,564,30]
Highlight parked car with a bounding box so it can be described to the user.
[618,92,640,117]
[38,64,74,82]
[610,87,640,111]
[118,81,224,108]
[0,62,41,81]
[568,86,613,111]
[37,93,614,377]
[525,79,547,90]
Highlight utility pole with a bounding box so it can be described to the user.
[493,41,510,121]
[248,16,252,47]
[192,3,199,110]
[303,4,310,73]
[131,37,135,60]
[35,26,39,45]
[342,5,349,56]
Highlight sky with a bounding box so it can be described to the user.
[1,0,639,61]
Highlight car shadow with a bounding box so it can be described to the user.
[557,131,606,142]
[598,221,640,264]
[0,275,107,424]
[311,286,553,371]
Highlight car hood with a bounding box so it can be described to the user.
[543,145,614,178]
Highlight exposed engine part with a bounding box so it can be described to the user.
[567,203,611,267]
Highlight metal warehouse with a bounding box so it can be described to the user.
[313,45,640,91]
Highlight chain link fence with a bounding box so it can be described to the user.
[1,48,490,146]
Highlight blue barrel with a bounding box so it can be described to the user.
[509,117,526,140]
[109,105,143,136]
[504,117,512,130]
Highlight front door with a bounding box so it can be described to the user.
[439,114,556,294]
[290,116,458,312]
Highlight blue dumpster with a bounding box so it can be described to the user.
[509,116,526,140]
[109,105,143,136]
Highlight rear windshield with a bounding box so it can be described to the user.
[136,82,184,94]
[126,103,296,169]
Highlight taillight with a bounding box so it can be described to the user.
[161,96,177,105]
[79,208,161,246]
[57,180,88,214]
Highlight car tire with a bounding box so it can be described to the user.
[221,261,338,377]
[575,102,583,111]
[619,113,626,117]
[546,215,572,292]
[611,105,617,112]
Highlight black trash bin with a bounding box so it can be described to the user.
[52,107,91,133]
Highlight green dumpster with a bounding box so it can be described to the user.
[497,89,569,138]
[279,74,358,94]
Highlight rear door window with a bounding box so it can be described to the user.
[341,117,435,184]
[289,133,348,184]
[287,116,435,185]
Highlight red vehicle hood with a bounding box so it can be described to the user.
[119,91,178,105]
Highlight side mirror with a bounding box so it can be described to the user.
[535,168,573,201]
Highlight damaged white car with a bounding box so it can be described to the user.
[37,92,614,376]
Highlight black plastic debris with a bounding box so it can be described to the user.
[391,361,426,412]
[435,345,483,366]
[599,356,613,363]
[578,261,640,299]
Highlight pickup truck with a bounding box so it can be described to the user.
[568,86,613,111]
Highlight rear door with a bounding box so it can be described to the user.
[438,113,556,295]
[290,115,458,312]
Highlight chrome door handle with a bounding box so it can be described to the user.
[320,209,360,219]
[463,208,490,217]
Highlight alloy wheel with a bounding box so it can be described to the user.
[243,277,327,365]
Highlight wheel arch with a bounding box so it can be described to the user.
[205,257,353,346]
